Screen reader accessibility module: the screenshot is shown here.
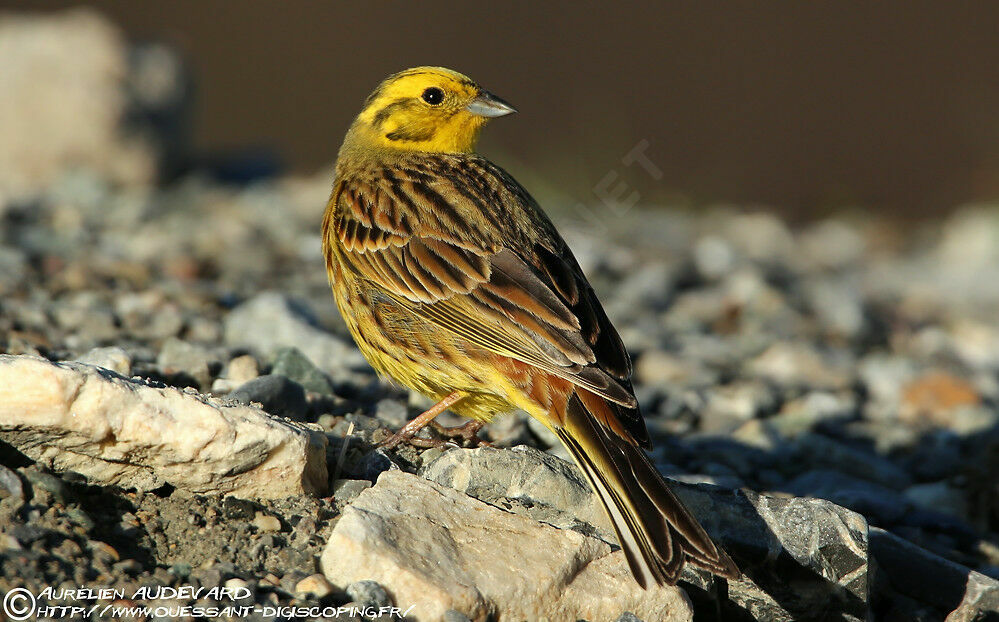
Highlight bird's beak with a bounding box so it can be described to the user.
[466,90,517,118]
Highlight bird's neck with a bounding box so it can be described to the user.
[339,117,483,159]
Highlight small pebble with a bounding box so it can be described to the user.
[252,512,282,533]
[295,573,334,599]
[346,580,391,608]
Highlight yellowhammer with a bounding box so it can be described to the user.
[322,66,739,587]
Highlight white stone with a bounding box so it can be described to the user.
[0,355,327,498]
[321,470,692,622]
[0,9,155,201]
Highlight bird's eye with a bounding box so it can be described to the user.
[421,87,445,105]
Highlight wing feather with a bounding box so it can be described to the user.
[332,155,644,423]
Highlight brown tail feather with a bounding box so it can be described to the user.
[554,392,740,588]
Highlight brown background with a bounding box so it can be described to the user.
[11,1,999,219]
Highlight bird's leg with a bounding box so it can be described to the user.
[428,419,492,447]
[379,391,468,449]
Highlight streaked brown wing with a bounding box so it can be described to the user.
[331,155,648,442]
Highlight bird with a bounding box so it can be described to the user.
[321,66,739,588]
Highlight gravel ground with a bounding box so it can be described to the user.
[1,164,998,620]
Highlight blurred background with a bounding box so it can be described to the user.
[5,1,999,219]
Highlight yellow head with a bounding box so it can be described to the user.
[343,66,516,155]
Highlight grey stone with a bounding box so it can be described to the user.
[0,246,27,295]
[904,481,967,519]
[223,292,366,376]
[157,337,214,388]
[420,446,614,541]
[0,465,24,501]
[700,381,778,433]
[346,580,391,608]
[793,433,912,490]
[747,342,850,390]
[271,346,335,395]
[332,479,371,507]
[443,610,473,622]
[228,375,308,421]
[21,467,68,504]
[768,391,855,438]
[73,346,132,376]
[349,448,401,482]
[783,469,910,524]
[422,446,870,621]
[373,398,408,427]
[870,527,999,619]
[52,292,118,344]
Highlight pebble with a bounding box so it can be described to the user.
[74,345,132,375]
[271,346,335,395]
[0,465,24,501]
[346,580,392,608]
[156,337,214,388]
[333,479,372,506]
[373,398,408,427]
[295,573,334,599]
[252,512,282,533]
[228,374,308,420]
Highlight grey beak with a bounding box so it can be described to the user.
[466,90,517,117]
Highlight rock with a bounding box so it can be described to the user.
[700,381,777,433]
[52,292,118,345]
[904,481,967,520]
[677,486,869,621]
[783,470,910,524]
[0,465,24,501]
[210,354,259,393]
[333,479,372,507]
[252,512,282,533]
[226,355,260,385]
[0,9,155,202]
[271,346,336,396]
[422,447,870,621]
[747,342,850,390]
[0,354,327,497]
[635,350,719,389]
[373,398,408,427]
[295,574,334,599]
[156,337,214,388]
[346,580,392,609]
[870,527,999,619]
[421,446,614,541]
[793,433,912,490]
[21,466,69,504]
[805,279,866,338]
[767,391,856,438]
[899,371,982,428]
[693,235,736,280]
[223,292,366,376]
[799,219,865,269]
[858,354,916,419]
[228,375,308,421]
[322,470,693,622]
[73,346,132,376]
[0,246,27,295]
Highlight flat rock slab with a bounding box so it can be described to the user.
[423,446,870,621]
[321,470,693,622]
[0,354,328,497]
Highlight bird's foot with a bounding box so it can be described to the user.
[380,419,491,450]
[429,419,492,448]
